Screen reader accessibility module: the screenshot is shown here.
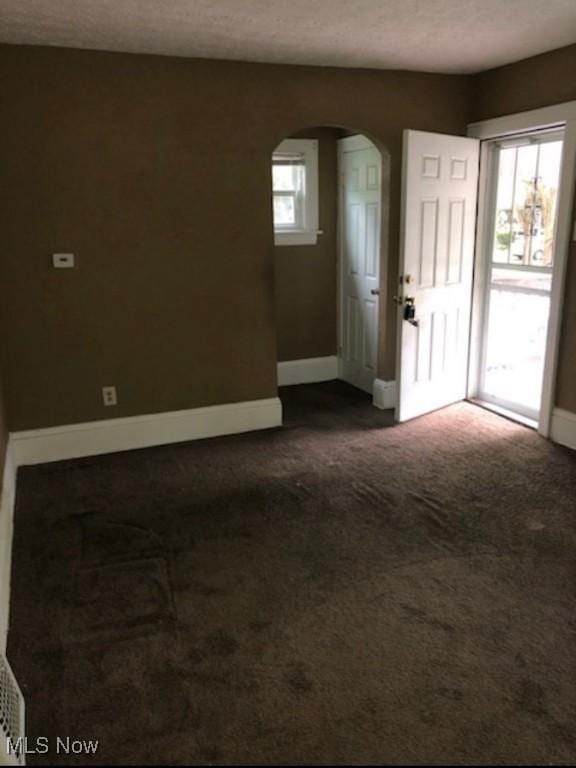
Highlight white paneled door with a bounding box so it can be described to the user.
[339,136,382,394]
[397,130,479,422]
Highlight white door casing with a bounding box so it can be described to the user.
[397,130,479,422]
[339,136,382,394]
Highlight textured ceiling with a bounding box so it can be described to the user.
[1,0,576,74]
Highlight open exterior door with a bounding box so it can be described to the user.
[396,130,479,422]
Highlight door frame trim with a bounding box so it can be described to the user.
[468,101,576,438]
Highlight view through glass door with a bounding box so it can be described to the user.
[478,131,564,423]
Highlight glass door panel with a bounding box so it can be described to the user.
[479,133,563,422]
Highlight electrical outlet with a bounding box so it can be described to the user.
[102,386,118,407]
[52,253,75,268]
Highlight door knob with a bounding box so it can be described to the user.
[370,288,380,296]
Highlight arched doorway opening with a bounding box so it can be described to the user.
[270,125,391,408]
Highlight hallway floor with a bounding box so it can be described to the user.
[8,381,576,765]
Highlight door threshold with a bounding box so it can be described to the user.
[468,398,538,430]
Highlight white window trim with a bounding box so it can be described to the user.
[468,100,576,439]
[273,138,319,246]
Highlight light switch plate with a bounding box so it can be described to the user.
[53,253,75,269]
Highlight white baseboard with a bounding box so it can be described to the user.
[11,397,283,467]
[277,356,339,386]
[0,442,17,654]
[373,379,397,410]
[550,407,576,451]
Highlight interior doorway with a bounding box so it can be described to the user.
[272,127,389,401]
[473,130,564,426]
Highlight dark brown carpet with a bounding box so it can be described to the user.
[8,381,576,765]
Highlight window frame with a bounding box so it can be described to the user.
[272,138,319,246]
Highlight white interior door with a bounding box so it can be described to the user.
[397,130,479,422]
[339,136,381,394]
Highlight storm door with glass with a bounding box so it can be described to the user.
[478,131,564,423]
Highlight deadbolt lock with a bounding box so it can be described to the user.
[403,296,419,326]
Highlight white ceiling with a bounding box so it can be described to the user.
[1,0,576,74]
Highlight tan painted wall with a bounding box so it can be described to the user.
[0,376,6,491]
[275,128,339,362]
[473,44,576,413]
[471,44,576,122]
[0,44,471,430]
[0,370,9,650]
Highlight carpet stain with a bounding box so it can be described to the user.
[249,621,271,633]
[203,629,239,657]
[285,665,314,694]
[516,679,548,717]
[398,602,456,634]
[437,686,465,701]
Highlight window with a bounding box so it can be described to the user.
[272,139,319,246]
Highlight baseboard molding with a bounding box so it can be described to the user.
[373,379,397,410]
[11,397,283,467]
[277,356,339,387]
[550,408,576,451]
[0,442,17,654]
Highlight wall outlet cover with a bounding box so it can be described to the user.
[102,386,118,407]
[53,253,75,269]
